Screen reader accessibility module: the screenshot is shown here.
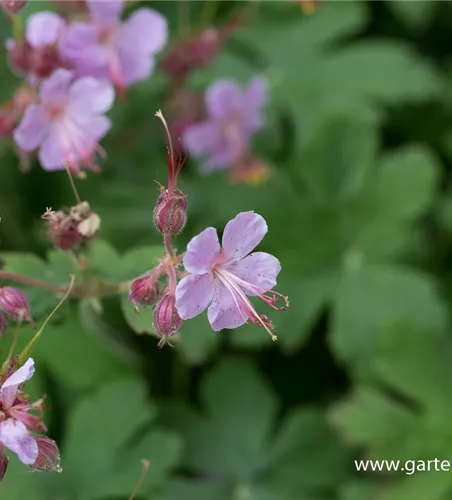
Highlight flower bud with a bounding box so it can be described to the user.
[0,110,16,137]
[0,0,28,14]
[153,294,183,346]
[29,45,61,79]
[0,444,8,482]
[0,286,33,324]
[31,437,62,473]
[153,188,187,236]
[0,312,7,336]
[7,38,30,76]
[129,273,160,310]
[43,209,81,251]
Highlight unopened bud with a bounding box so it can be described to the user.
[0,286,33,324]
[153,294,182,346]
[153,188,187,236]
[0,110,16,137]
[1,0,28,14]
[43,209,81,251]
[0,445,8,482]
[29,45,61,79]
[129,273,160,310]
[31,437,62,473]
[7,38,30,76]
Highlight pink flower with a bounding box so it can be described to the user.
[175,211,288,340]
[6,12,66,81]
[182,77,268,172]
[59,0,168,91]
[13,68,114,172]
[0,359,60,474]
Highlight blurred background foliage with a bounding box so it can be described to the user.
[2,1,452,499]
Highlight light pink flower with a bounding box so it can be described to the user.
[13,68,114,172]
[59,0,168,91]
[175,211,288,340]
[0,358,60,474]
[182,77,268,172]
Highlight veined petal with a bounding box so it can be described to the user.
[207,281,247,331]
[228,252,281,294]
[183,227,220,274]
[117,46,154,86]
[38,127,65,170]
[13,105,48,152]
[69,77,114,113]
[0,359,35,409]
[175,273,215,320]
[222,211,268,261]
[205,79,242,119]
[0,420,38,465]
[26,12,65,48]
[120,8,168,55]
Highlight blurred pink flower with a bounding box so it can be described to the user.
[13,68,114,172]
[59,0,168,91]
[0,358,60,475]
[182,77,268,172]
[176,211,287,340]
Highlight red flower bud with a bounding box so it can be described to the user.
[129,273,160,310]
[0,444,8,482]
[153,188,187,236]
[7,38,30,76]
[153,294,183,346]
[43,209,81,251]
[0,110,16,137]
[0,286,33,324]
[29,45,61,79]
[0,0,27,14]
[31,437,62,473]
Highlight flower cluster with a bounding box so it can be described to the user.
[1,0,168,173]
[128,111,288,347]
[0,358,61,478]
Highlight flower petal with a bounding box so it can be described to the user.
[26,12,65,48]
[222,211,268,261]
[0,359,35,409]
[69,77,115,113]
[244,76,269,110]
[228,252,281,294]
[120,8,168,55]
[13,105,48,152]
[207,282,246,331]
[175,273,215,320]
[182,121,222,157]
[38,127,65,170]
[88,0,123,24]
[117,47,154,86]
[39,69,73,102]
[183,227,220,274]
[0,420,38,465]
[205,79,242,119]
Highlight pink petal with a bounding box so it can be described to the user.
[68,77,114,113]
[228,252,281,295]
[1,359,35,409]
[222,211,268,261]
[38,127,65,170]
[207,282,246,331]
[183,227,220,274]
[39,69,73,102]
[13,105,48,152]
[120,8,168,55]
[205,79,242,119]
[204,141,238,172]
[0,420,38,465]
[26,12,65,48]
[182,121,222,156]
[117,47,154,86]
[175,273,215,320]
[244,76,269,109]
[88,0,123,24]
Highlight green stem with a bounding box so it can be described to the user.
[11,13,22,40]
[198,0,220,29]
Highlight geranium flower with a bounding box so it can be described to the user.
[175,211,288,339]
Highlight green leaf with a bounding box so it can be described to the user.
[120,294,155,334]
